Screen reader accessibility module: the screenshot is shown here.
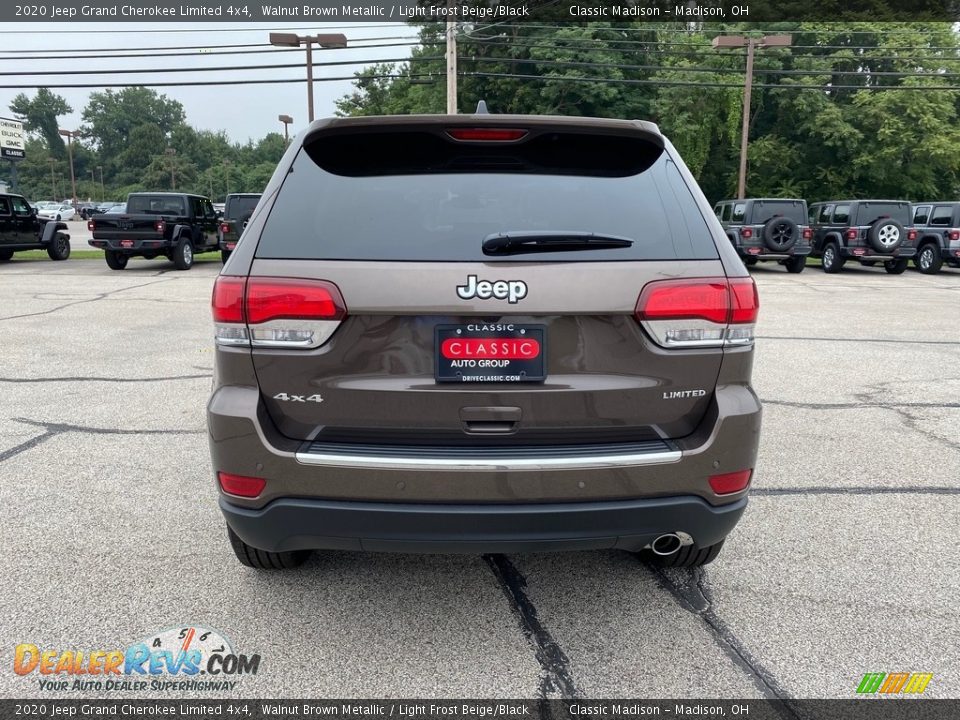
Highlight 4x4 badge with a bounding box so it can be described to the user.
[457,275,528,304]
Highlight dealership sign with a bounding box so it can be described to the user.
[0,116,25,160]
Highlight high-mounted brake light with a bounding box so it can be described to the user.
[211,276,347,349]
[217,472,266,498]
[635,277,758,348]
[446,128,528,142]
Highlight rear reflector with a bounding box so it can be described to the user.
[211,276,347,349]
[446,128,528,142]
[217,472,266,498]
[636,277,758,348]
[709,469,752,495]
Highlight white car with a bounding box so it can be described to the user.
[37,202,76,221]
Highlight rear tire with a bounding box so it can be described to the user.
[227,527,310,570]
[644,540,725,568]
[172,236,194,270]
[916,243,942,274]
[822,242,844,273]
[47,235,70,261]
[0,249,13,262]
[105,250,128,270]
[784,255,806,273]
[884,258,909,275]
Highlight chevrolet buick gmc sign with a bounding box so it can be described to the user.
[0,117,25,160]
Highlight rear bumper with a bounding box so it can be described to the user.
[839,247,917,259]
[737,245,811,259]
[220,494,748,554]
[89,237,171,252]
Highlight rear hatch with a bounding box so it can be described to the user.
[237,119,743,446]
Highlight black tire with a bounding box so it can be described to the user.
[761,217,798,252]
[172,235,194,270]
[47,234,70,261]
[884,258,909,275]
[221,248,232,264]
[0,249,13,262]
[915,243,943,274]
[742,256,758,266]
[867,219,904,253]
[105,250,128,270]
[645,540,725,568]
[784,255,807,274]
[822,242,845,273]
[227,526,310,570]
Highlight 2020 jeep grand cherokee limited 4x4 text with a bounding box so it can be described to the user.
[713,198,812,273]
[207,114,762,570]
[808,200,917,274]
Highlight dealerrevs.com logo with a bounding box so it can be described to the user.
[13,626,260,693]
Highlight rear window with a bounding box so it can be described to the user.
[226,195,261,220]
[855,202,911,225]
[127,195,186,215]
[256,130,719,262]
[751,200,806,225]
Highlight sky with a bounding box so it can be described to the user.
[0,22,421,144]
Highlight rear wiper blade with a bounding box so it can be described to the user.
[482,231,634,255]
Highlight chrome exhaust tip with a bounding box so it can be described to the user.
[651,533,682,556]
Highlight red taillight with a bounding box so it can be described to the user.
[907,229,917,241]
[211,276,246,323]
[87,219,95,231]
[950,230,960,241]
[740,227,753,239]
[446,128,528,142]
[709,469,753,495]
[220,222,230,234]
[154,219,166,233]
[845,229,858,240]
[212,276,347,349]
[245,278,345,324]
[635,277,758,348]
[217,472,266,498]
[802,227,812,240]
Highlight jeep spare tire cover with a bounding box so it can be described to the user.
[868,219,904,253]
[761,217,798,252]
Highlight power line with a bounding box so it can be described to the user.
[0,73,434,89]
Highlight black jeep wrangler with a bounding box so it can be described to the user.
[0,193,71,262]
[714,198,811,273]
[911,202,960,274]
[88,192,220,270]
[808,200,917,274]
[218,193,261,263]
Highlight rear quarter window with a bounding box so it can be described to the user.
[256,134,719,263]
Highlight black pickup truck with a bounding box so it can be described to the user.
[87,192,219,270]
[0,193,71,262]
[218,193,261,263]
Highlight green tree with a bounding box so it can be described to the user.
[8,89,72,159]
[81,87,185,165]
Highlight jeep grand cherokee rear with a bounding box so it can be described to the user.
[207,115,761,570]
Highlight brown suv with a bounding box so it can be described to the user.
[207,114,761,570]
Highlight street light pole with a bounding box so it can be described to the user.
[278,114,293,145]
[712,34,792,199]
[57,128,78,207]
[164,147,177,190]
[269,32,347,123]
[223,159,231,196]
[48,158,57,200]
[446,5,457,114]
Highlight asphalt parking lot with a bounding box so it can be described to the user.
[0,257,958,700]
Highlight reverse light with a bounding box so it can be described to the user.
[446,128,528,142]
[709,469,753,495]
[635,277,758,348]
[217,472,266,498]
[211,276,347,349]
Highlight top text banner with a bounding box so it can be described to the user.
[2,1,959,23]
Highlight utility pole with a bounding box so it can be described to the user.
[165,147,177,190]
[712,34,792,199]
[97,165,105,201]
[57,128,78,207]
[48,158,57,200]
[223,159,231,196]
[445,3,457,114]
